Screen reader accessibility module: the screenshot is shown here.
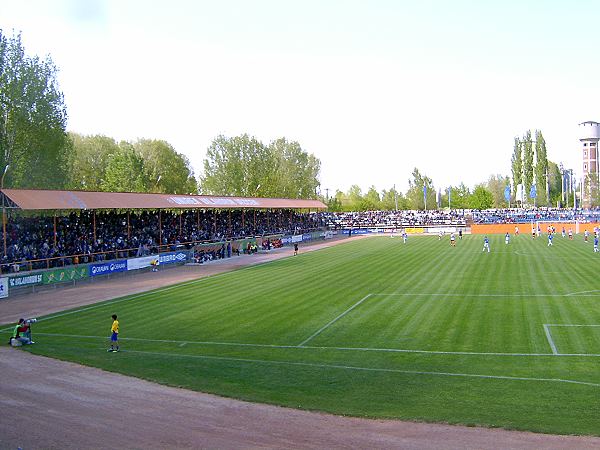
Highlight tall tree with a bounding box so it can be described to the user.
[511,137,522,201]
[447,183,471,209]
[522,130,534,204]
[269,138,320,199]
[361,185,381,211]
[487,174,511,208]
[547,160,562,206]
[101,143,148,193]
[346,185,364,211]
[200,134,271,196]
[469,184,494,209]
[69,133,120,190]
[201,135,321,199]
[0,30,70,188]
[534,130,548,205]
[134,139,197,194]
[406,168,434,210]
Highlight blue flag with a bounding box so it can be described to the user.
[447,187,451,203]
[529,184,537,199]
[504,185,511,202]
[423,185,427,201]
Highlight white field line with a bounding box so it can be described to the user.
[29,332,600,357]
[543,324,600,356]
[298,294,372,347]
[0,259,279,332]
[373,292,600,298]
[118,349,600,388]
[543,324,559,355]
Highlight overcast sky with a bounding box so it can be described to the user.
[1,0,598,194]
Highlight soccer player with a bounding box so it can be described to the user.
[482,236,490,252]
[505,232,510,245]
[562,227,566,238]
[568,228,573,240]
[450,233,456,247]
[108,314,119,352]
[402,230,407,244]
[584,229,589,242]
[294,243,299,255]
[595,236,599,253]
[515,225,519,236]
[548,233,553,247]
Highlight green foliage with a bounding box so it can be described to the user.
[200,135,320,199]
[447,183,471,209]
[486,174,511,208]
[522,131,534,203]
[406,168,435,210]
[19,237,600,436]
[511,136,522,194]
[534,130,548,205]
[69,133,119,190]
[547,161,562,207]
[469,184,494,209]
[101,144,148,192]
[0,29,70,189]
[134,139,197,194]
[269,138,320,199]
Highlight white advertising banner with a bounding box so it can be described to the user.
[0,277,8,298]
[127,255,159,271]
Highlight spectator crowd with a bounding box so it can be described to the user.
[1,209,326,272]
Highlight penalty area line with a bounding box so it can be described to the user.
[119,348,600,389]
[298,294,372,347]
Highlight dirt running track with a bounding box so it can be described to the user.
[1,237,599,450]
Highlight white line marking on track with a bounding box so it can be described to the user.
[298,294,372,347]
[543,324,559,355]
[30,332,600,357]
[119,349,600,388]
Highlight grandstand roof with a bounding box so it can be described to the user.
[0,189,327,211]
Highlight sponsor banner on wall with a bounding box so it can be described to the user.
[43,267,89,284]
[0,277,8,298]
[9,272,43,288]
[343,229,369,235]
[127,255,159,271]
[426,227,457,234]
[405,227,425,234]
[291,235,303,243]
[158,251,188,265]
[302,233,312,241]
[281,236,292,245]
[88,260,127,277]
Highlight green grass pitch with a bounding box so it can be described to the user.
[3,233,600,435]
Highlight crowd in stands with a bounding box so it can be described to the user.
[472,208,600,224]
[1,209,326,272]
[325,210,467,229]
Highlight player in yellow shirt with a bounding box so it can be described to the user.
[108,314,120,352]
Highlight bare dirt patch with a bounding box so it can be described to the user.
[1,237,599,449]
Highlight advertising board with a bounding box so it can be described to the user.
[9,272,43,288]
[0,277,8,298]
[44,266,89,284]
[88,260,127,277]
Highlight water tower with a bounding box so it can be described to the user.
[579,121,600,207]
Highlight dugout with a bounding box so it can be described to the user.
[0,189,326,294]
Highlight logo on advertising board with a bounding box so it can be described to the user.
[0,278,8,298]
[43,267,88,285]
[127,255,159,271]
[159,251,188,265]
[89,260,127,277]
[9,273,43,288]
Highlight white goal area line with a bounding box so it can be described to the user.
[543,324,600,355]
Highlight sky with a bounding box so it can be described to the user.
[1,0,599,195]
